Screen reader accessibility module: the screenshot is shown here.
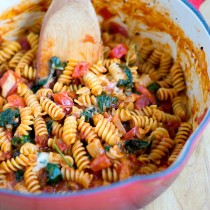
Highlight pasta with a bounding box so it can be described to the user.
[17,83,44,117]
[0,41,21,64]
[15,107,34,136]
[72,140,90,171]
[40,97,65,120]
[24,166,41,193]
[0,11,193,194]
[62,116,77,146]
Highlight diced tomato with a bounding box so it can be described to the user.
[124,126,138,140]
[99,7,114,20]
[134,95,151,109]
[19,37,31,51]
[7,94,26,108]
[72,62,90,79]
[0,70,23,98]
[137,85,156,105]
[109,21,128,37]
[52,91,74,115]
[35,135,48,147]
[90,154,112,172]
[109,44,128,59]
[55,138,67,152]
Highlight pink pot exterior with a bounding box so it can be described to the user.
[0,0,209,209]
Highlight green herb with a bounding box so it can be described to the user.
[12,135,33,158]
[96,93,118,112]
[81,107,97,121]
[49,56,67,71]
[46,163,62,185]
[12,135,32,148]
[31,78,48,93]
[147,83,160,93]
[15,170,24,181]
[46,120,53,135]
[32,56,67,93]
[104,145,111,152]
[117,65,133,89]
[53,142,73,168]
[0,108,20,127]
[124,139,151,154]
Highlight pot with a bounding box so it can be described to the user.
[0,0,209,209]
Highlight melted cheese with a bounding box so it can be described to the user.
[33,152,49,172]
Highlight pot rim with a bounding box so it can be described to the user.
[0,0,209,199]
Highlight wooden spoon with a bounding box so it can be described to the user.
[37,0,101,78]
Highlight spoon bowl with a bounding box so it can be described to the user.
[37,0,101,78]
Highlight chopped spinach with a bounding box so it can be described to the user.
[96,93,118,112]
[0,108,20,127]
[46,120,53,135]
[32,56,67,93]
[31,78,48,93]
[147,83,160,93]
[81,107,97,121]
[104,145,111,152]
[117,65,133,89]
[124,139,151,154]
[49,56,67,71]
[46,163,62,185]
[15,170,24,181]
[12,135,32,148]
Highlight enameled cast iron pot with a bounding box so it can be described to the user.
[0,0,209,209]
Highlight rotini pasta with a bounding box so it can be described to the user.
[72,140,90,171]
[0,41,21,64]
[0,8,194,194]
[0,127,12,152]
[40,97,65,120]
[83,71,103,96]
[93,114,121,146]
[61,167,93,189]
[77,116,99,144]
[15,107,34,136]
[62,116,77,146]
[24,166,41,193]
[17,83,44,117]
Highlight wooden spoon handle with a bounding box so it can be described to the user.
[37,0,101,78]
